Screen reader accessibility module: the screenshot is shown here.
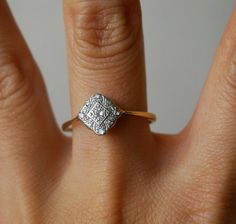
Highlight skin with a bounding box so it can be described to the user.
[0,0,236,223]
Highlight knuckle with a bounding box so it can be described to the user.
[0,55,33,111]
[66,0,142,60]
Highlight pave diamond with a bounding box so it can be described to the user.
[78,94,122,135]
[87,103,109,125]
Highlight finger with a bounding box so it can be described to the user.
[63,0,156,218]
[0,1,62,161]
[186,9,236,163]
[64,0,154,148]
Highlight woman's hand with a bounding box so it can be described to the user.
[1,1,236,223]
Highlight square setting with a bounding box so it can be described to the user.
[78,94,122,135]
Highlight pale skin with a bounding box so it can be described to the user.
[1,0,236,223]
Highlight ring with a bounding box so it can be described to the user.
[62,93,156,136]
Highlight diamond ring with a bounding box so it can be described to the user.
[62,93,156,136]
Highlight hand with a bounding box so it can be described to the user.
[0,1,236,223]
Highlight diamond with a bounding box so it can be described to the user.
[98,129,105,135]
[78,94,122,135]
[87,103,109,125]
[79,113,84,118]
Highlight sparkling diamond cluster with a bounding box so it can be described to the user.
[78,94,122,135]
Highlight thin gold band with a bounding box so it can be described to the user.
[62,110,156,132]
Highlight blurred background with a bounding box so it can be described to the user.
[8,0,234,134]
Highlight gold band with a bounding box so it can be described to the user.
[62,110,156,132]
[123,111,156,122]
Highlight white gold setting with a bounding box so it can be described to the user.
[78,94,122,135]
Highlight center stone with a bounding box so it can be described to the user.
[87,103,110,125]
[78,94,122,135]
